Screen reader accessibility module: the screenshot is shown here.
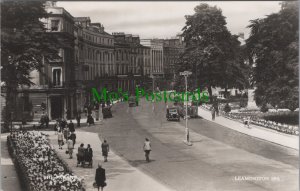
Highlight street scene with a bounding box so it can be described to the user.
[1,1,299,191]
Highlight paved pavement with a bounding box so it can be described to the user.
[197,107,299,150]
[46,130,173,191]
[1,134,22,191]
[97,99,298,191]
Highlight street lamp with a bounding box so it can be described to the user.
[180,71,193,146]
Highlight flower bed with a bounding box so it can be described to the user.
[200,104,299,135]
[7,131,85,191]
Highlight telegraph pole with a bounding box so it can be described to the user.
[180,71,193,146]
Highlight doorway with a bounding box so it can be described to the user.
[51,96,63,119]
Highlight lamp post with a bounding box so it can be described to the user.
[180,71,192,146]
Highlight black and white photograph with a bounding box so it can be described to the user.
[0,1,299,191]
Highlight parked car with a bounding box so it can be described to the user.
[166,107,180,121]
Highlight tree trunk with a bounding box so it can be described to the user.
[225,86,228,98]
[4,86,14,131]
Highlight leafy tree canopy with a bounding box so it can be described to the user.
[1,0,60,88]
[246,2,299,111]
[1,1,60,128]
[177,3,249,99]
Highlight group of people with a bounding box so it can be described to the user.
[93,138,151,191]
[77,143,93,166]
[55,119,77,159]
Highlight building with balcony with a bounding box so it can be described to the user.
[74,17,115,106]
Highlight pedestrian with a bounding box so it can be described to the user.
[54,120,59,135]
[244,116,251,129]
[76,112,81,127]
[44,113,49,128]
[95,164,106,191]
[101,140,109,162]
[40,113,45,128]
[143,138,151,162]
[63,127,70,142]
[69,132,76,147]
[85,144,93,166]
[211,108,215,121]
[57,130,64,149]
[67,137,74,159]
[60,118,67,130]
[87,114,94,126]
[68,120,75,132]
[77,143,85,166]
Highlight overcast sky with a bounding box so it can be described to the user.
[57,1,281,39]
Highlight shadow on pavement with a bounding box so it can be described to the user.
[128,159,156,167]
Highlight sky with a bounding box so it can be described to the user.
[57,1,282,39]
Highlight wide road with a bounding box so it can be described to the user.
[95,98,298,191]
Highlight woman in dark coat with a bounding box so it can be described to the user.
[85,144,93,163]
[95,164,106,191]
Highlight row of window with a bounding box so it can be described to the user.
[82,32,113,46]
[50,19,73,34]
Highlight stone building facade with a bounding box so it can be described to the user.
[18,2,76,121]
[3,2,185,122]
[74,17,115,109]
[113,33,151,94]
[163,36,185,88]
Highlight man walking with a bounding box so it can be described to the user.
[101,140,109,162]
[143,138,151,162]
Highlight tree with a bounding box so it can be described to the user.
[1,1,60,129]
[179,3,249,102]
[246,2,298,111]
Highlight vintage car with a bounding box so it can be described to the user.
[102,106,112,119]
[128,96,138,107]
[166,107,180,121]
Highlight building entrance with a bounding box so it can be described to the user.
[51,96,63,119]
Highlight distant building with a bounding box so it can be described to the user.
[140,39,164,76]
[140,39,165,90]
[113,33,151,93]
[163,36,185,81]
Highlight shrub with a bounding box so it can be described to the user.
[260,104,268,113]
[263,112,299,125]
[224,103,231,113]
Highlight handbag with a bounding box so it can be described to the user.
[93,182,98,188]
